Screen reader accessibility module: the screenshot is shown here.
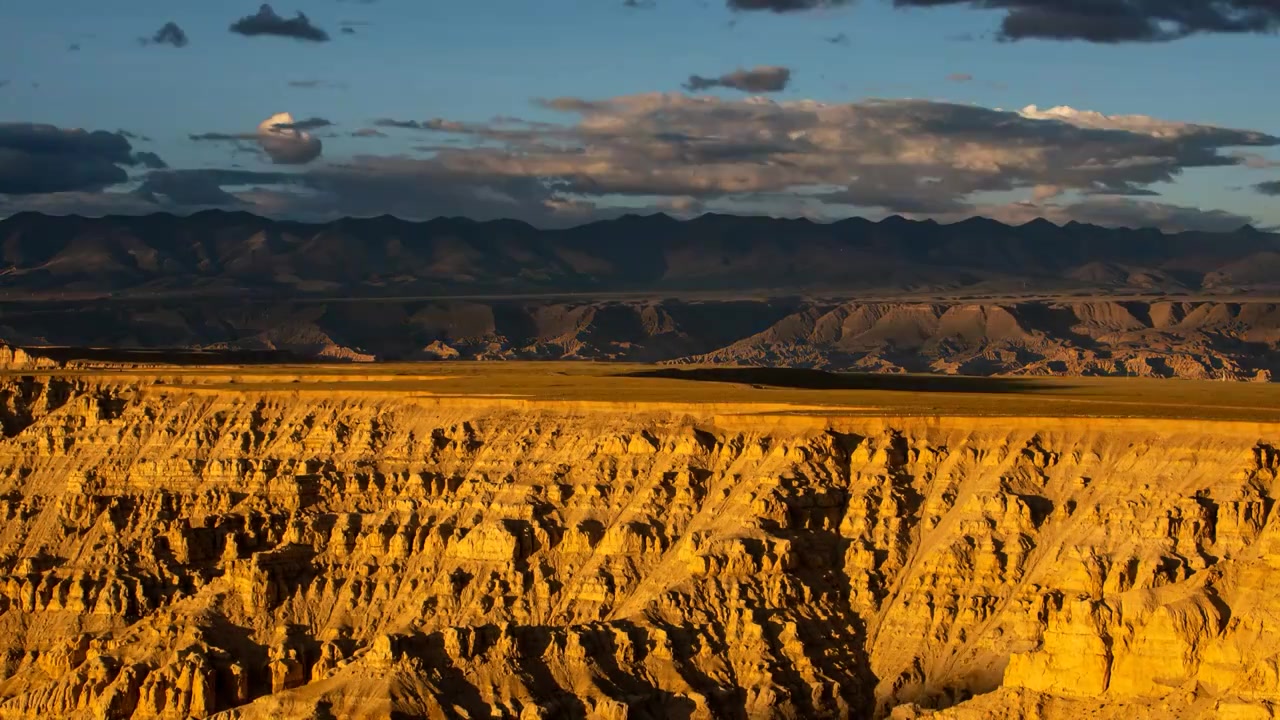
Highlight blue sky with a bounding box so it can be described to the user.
[1,0,1278,230]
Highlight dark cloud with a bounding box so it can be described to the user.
[68,43,81,52]
[728,0,853,11]
[351,128,388,138]
[0,123,138,195]
[891,0,1280,42]
[730,0,1279,41]
[0,191,163,217]
[190,132,245,142]
[373,118,431,130]
[624,0,657,7]
[1257,180,1280,196]
[141,22,189,48]
[268,116,333,132]
[825,32,850,44]
[946,72,973,82]
[134,151,168,169]
[135,168,297,206]
[341,27,357,35]
[230,4,329,42]
[683,66,792,92]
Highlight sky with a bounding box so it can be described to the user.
[1,0,1278,231]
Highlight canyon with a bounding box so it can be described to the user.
[0,365,1277,718]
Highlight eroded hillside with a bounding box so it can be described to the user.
[4,298,1280,380]
[0,374,1278,718]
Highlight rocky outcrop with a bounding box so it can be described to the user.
[0,345,58,371]
[0,375,1278,718]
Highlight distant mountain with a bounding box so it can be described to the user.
[4,211,1280,379]
[0,210,1276,299]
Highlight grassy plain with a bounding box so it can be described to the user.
[7,361,1280,422]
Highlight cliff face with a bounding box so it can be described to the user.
[0,376,1278,719]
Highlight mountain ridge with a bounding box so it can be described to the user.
[0,210,1276,301]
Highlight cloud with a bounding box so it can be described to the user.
[288,79,347,90]
[141,22,189,48]
[257,113,324,163]
[135,168,297,206]
[230,4,329,42]
[317,93,1272,228]
[973,198,1256,233]
[189,112,323,165]
[156,93,1264,230]
[134,151,168,169]
[726,0,1279,41]
[825,32,850,45]
[727,0,853,11]
[351,128,388,138]
[475,94,1271,208]
[0,191,163,217]
[268,116,333,132]
[1257,180,1280,196]
[683,66,792,93]
[374,119,419,129]
[946,72,973,83]
[1234,152,1280,169]
[890,0,1280,42]
[0,123,141,195]
[12,95,1274,232]
[373,118,437,130]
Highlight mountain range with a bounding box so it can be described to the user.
[1,211,1277,299]
[2,211,1279,379]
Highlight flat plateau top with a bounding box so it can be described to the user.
[6,362,1280,423]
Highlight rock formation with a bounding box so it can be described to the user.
[4,298,1280,380]
[0,372,1277,717]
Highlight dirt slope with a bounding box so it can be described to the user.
[0,374,1278,718]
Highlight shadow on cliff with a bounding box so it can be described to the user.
[618,367,1070,394]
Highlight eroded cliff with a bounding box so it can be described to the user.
[0,375,1277,718]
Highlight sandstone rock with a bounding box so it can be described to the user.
[0,374,1277,719]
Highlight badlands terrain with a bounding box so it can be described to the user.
[2,211,1280,379]
[0,362,1279,718]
